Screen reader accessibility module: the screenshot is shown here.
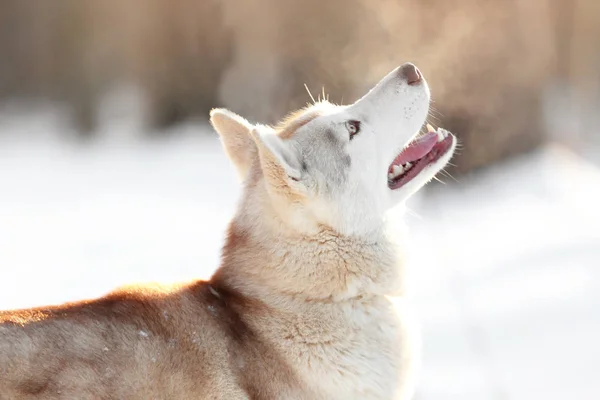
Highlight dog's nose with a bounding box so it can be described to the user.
[399,63,422,85]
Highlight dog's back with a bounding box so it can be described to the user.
[0,281,302,399]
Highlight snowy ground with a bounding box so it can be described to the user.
[1,107,599,399]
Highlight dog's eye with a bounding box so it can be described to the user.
[345,120,361,139]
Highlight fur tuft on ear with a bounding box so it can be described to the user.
[209,108,256,180]
[250,127,305,197]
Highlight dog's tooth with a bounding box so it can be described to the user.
[405,162,412,169]
[392,165,403,176]
[436,129,444,142]
[426,123,435,133]
[388,172,394,180]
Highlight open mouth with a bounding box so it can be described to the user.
[387,124,454,190]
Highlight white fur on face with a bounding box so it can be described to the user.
[212,65,456,238]
[283,66,448,237]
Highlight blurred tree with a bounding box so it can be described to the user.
[135,0,232,130]
[0,0,597,175]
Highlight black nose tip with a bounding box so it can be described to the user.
[399,63,422,85]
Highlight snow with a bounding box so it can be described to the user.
[1,106,599,399]
[408,146,600,399]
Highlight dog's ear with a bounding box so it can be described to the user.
[210,108,256,180]
[250,127,307,198]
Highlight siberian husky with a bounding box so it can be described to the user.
[0,63,456,399]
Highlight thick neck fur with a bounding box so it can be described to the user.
[212,174,406,306]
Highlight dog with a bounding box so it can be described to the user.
[0,63,456,399]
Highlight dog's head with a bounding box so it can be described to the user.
[211,63,456,237]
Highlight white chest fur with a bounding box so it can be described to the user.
[275,296,420,400]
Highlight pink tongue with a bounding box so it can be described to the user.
[393,131,438,165]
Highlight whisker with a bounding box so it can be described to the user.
[441,169,459,182]
[322,86,327,102]
[303,83,316,104]
[428,105,445,118]
[427,114,442,123]
[433,176,446,185]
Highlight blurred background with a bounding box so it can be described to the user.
[0,0,599,399]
